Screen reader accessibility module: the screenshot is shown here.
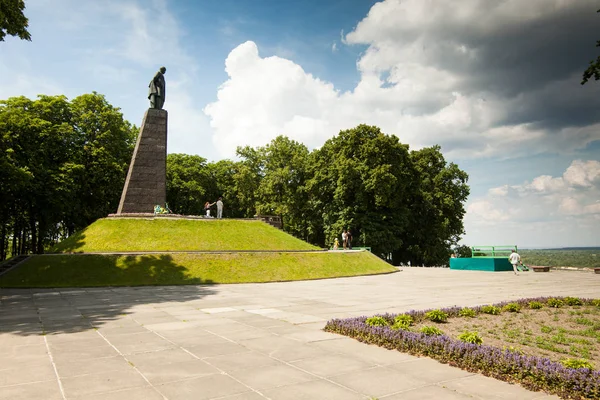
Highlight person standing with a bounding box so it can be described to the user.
[204,201,215,218]
[216,197,224,219]
[347,229,353,250]
[342,230,347,250]
[509,249,521,275]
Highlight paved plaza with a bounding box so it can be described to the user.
[1,268,598,400]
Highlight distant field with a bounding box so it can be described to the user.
[520,248,600,269]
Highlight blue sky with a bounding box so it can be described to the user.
[1,0,599,247]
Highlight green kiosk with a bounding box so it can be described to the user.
[450,245,516,272]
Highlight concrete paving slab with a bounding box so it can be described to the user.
[204,351,282,372]
[381,384,475,399]
[136,359,219,384]
[71,386,164,400]
[290,353,377,377]
[387,357,475,383]
[330,366,429,398]
[49,337,119,361]
[126,348,197,367]
[0,362,56,387]
[262,379,365,400]
[0,380,63,400]
[53,355,133,378]
[185,341,251,359]
[441,375,543,399]
[60,369,148,398]
[156,373,250,400]
[227,364,316,391]
[104,332,175,355]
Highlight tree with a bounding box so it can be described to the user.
[0,93,135,258]
[309,125,414,255]
[252,136,316,240]
[582,9,600,85]
[166,154,211,215]
[0,0,31,42]
[395,146,470,266]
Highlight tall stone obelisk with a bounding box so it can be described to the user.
[117,109,167,213]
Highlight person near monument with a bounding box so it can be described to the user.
[216,197,224,219]
[148,67,167,109]
[204,201,215,218]
[342,230,347,250]
[509,249,521,275]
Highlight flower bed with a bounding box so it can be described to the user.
[324,297,600,400]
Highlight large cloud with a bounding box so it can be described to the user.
[464,160,600,246]
[205,0,600,159]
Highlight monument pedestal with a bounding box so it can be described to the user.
[117,109,167,214]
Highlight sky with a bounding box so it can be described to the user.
[1,0,599,248]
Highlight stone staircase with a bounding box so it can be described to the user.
[0,255,30,277]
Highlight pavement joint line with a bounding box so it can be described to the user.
[44,335,67,400]
[149,329,271,400]
[94,328,168,400]
[201,309,373,398]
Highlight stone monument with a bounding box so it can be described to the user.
[116,67,168,214]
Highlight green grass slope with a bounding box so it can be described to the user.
[52,218,318,252]
[0,251,396,287]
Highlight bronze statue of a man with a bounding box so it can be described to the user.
[148,66,167,109]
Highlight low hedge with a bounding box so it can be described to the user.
[324,297,600,400]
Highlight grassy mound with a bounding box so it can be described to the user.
[0,251,396,287]
[52,218,318,252]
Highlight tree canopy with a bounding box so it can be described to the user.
[0,0,31,42]
[2,95,469,266]
[582,9,600,85]
[0,93,136,258]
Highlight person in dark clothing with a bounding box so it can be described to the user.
[346,229,353,250]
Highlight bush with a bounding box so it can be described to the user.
[392,314,413,330]
[547,298,564,308]
[560,358,594,370]
[420,326,444,336]
[481,305,501,315]
[458,308,477,318]
[425,309,448,323]
[502,303,521,313]
[529,301,543,309]
[458,331,483,345]
[564,297,583,306]
[365,316,389,327]
[591,299,600,308]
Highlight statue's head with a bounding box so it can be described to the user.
[160,66,167,74]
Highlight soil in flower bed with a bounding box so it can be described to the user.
[412,305,600,369]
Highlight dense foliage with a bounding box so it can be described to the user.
[168,126,470,265]
[0,94,137,258]
[0,0,31,41]
[2,96,469,266]
[581,9,600,85]
[325,296,600,400]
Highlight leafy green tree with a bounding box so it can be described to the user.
[395,146,470,265]
[455,245,472,258]
[0,0,31,41]
[252,136,316,240]
[0,93,135,257]
[68,93,137,228]
[309,125,413,255]
[582,9,600,85]
[166,154,212,215]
